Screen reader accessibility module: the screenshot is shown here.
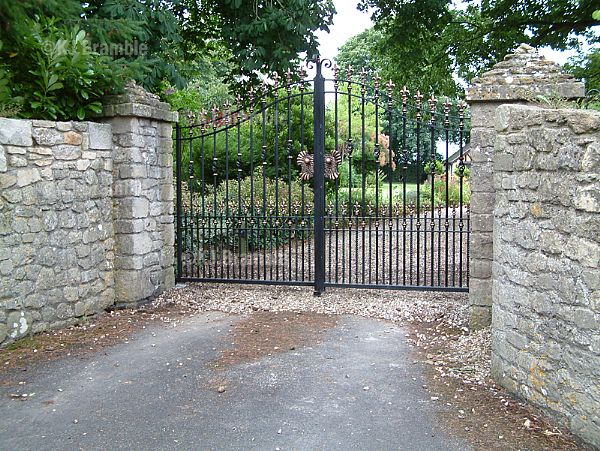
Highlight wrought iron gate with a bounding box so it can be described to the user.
[175,58,470,293]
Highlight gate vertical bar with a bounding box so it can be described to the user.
[175,122,183,280]
[313,58,327,295]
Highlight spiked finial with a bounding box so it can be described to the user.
[200,109,207,132]
[386,79,395,94]
[428,94,437,124]
[333,65,339,89]
[443,97,451,127]
[415,91,423,119]
[373,74,381,89]
[211,104,219,127]
[223,100,232,125]
[359,67,367,83]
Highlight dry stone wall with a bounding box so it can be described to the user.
[491,104,600,446]
[0,85,177,345]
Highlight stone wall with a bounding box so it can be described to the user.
[491,104,600,446]
[466,44,585,328]
[0,85,176,345]
[0,119,115,342]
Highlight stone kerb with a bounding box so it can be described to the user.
[466,44,585,329]
[99,82,178,307]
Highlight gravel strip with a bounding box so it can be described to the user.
[153,283,469,325]
[153,282,491,383]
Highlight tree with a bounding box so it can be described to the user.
[175,0,335,84]
[0,0,336,119]
[358,0,600,84]
[565,48,600,91]
[335,27,460,97]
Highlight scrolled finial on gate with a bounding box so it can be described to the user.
[373,74,381,89]
[223,100,231,125]
[297,65,307,82]
[373,74,381,102]
[211,105,219,128]
[186,110,195,139]
[386,80,395,95]
[359,67,367,95]
[401,86,409,113]
[261,79,270,99]
[386,80,395,109]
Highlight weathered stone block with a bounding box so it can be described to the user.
[119,233,153,255]
[53,145,81,160]
[118,198,149,219]
[16,168,41,187]
[63,131,83,145]
[470,305,492,329]
[0,145,6,173]
[33,127,64,146]
[88,123,112,150]
[0,118,32,146]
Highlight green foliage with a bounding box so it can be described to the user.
[14,19,118,120]
[162,58,233,112]
[1,0,336,119]
[424,160,444,176]
[420,179,471,208]
[177,0,335,84]
[82,0,186,90]
[336,27,460,96]
[183,172,314,251]
[0,42,22,116]
[565,48,600,92]
[357,0,600,86]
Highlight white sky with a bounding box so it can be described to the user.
[315,0,579,66]
[315,0,372,60]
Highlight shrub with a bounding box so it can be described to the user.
[16,19,121,120]
[420,179,471,208]
[180,171,314,251]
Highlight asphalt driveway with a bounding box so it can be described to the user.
[0,311,470,450]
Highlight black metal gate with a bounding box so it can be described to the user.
[175,58,470,293]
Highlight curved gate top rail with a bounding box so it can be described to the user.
[175,58,471,294]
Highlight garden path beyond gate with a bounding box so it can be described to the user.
[175,58,470,294]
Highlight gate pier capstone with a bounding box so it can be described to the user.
[466,44,585,329]
[100,83,178,306]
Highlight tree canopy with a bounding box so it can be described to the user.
[349,0,600,94]
[0,0,335,119]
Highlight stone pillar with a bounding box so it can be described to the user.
[100,83,178,306]
[466,44,584,329]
